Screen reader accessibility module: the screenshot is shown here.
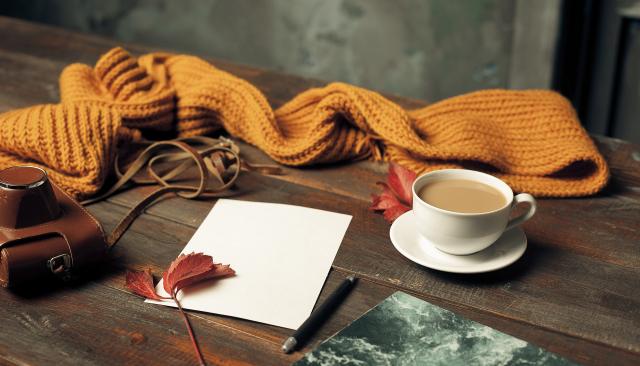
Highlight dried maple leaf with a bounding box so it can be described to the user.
[370,163,417,222]
[172,263,235,294]
[381,201,412,223]
[163,253,235,296]
[387,163,416,204]
[125,269,166,301]
[163,253,235,366]
[125,253,234,366]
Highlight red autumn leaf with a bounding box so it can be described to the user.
[370,184,400,210]
[125,269,166,301]
[125,253,234,365]
[163,253,235,296]
[387,163,416,205]
[370,163,416,223]
[382,203,411,222]
[160,252,235,365]
[172,263,235,294]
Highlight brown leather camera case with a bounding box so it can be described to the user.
[0,166,107,287]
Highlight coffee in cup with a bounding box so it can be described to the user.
[412,169,536,255]
[417,179,507,214]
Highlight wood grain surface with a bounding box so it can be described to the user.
[0,16,638,366]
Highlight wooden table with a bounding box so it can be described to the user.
[0,16,638,366]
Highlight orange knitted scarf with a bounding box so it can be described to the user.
[0,47,608,199]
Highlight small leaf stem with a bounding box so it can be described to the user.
[173,290,206,366]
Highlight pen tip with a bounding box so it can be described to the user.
[282,337,297,354]
[347,275,356,282]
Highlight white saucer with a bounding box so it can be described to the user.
[390,211,527,274]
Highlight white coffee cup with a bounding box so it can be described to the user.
[412,169,536,255]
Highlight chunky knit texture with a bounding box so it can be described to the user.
[0,47,608,198]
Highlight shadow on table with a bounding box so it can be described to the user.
[7,260,117,299]
[424,239,554,286]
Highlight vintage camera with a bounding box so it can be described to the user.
[0,166,107,287]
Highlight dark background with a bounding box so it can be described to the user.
[1,0,638,143]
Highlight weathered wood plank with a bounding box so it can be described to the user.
[595,135,640,197]
[88,200,639,366]
[89,170,640,354]
[0,278,294,366]
[1,197,630,366]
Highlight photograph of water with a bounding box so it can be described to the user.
[295,292,578,366]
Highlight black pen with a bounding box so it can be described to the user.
[282,275,357,353]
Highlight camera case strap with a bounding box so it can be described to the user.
[0,136,260,288]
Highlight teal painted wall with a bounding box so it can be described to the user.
[2,0,518,102]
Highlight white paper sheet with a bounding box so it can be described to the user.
[146,199,352,329]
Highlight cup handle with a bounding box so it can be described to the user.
[505,193,537,231]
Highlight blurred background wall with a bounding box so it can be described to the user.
[0,0,559,102]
